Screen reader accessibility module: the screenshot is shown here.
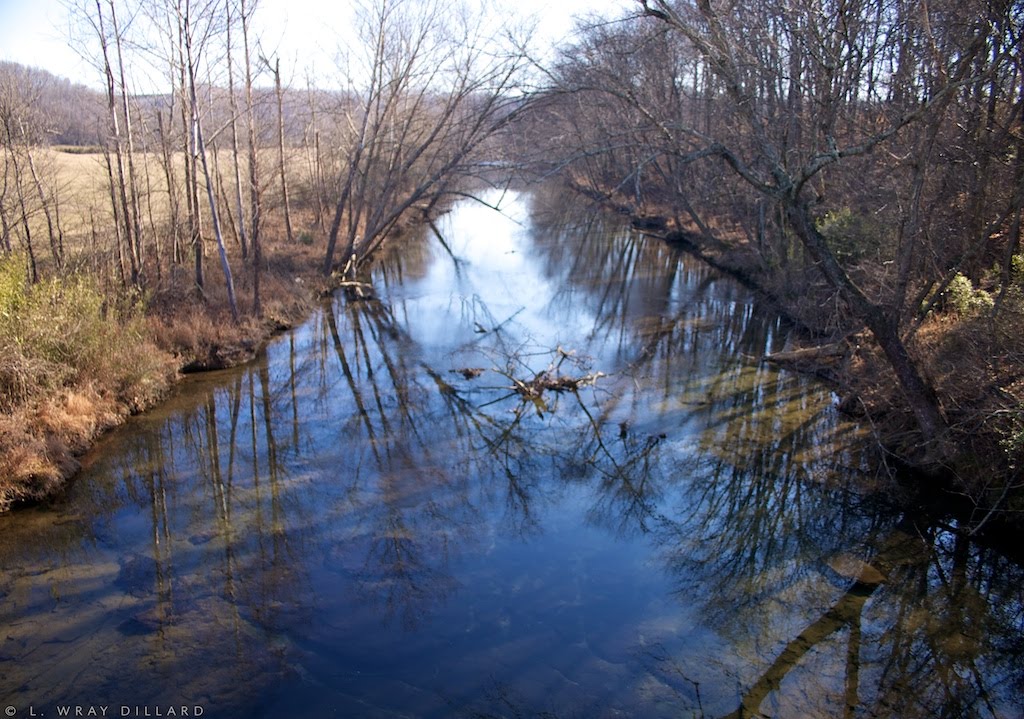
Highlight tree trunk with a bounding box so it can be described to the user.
[6,141,38,283]
[101,146,127,288]
[156,110,183,265]
[195,117,240,322]
[183,0,238,321]
[21,129,62,272]
[94,0,139,286]
[241,0,261,315]
[225,0,249,260]
[109,0,145,276]
[274,58,294,244]
[784,200,948,458]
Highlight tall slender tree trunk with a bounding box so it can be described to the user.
[175,2,202,291]
[274,58,294,244]
[109,0,145,276]
[157,110,183,265]
[5,139,38,282]
[184,0,238,320]
[94,0,139,286]
[101,147,127,288]
[225,0,249,260]
[0,153,11,254]
[137,118,161,280]
[314,129,325,230]
[241,0,261,314]
[195,117,240,321]
[212,142,240,244]
[21,128,62,272]
[0,200,11,254]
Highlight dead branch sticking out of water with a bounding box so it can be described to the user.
[335,280,377,301]
[501,347,605,404]
[508,370,606,399]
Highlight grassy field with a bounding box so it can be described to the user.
[1,144,326,512]
[17,145,314,251]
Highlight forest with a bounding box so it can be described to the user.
[1,0,1023,533]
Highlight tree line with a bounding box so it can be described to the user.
[522,0,1024,488]
[3,0,1023,503]
[1,0,531,313]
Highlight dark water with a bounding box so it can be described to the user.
[2,189,1023,718]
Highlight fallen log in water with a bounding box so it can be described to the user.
[762,343,846,366]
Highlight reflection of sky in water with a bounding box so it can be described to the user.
[390,190,593,367]
[1,188,1023,719]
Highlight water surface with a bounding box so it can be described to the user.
[2,188,1023,718]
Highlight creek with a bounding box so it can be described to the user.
[1,188,1022,718]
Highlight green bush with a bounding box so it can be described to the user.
[945,273,994,316]
[816,207,890,263]
[1011,253,1024,286]
[0,254,160,412]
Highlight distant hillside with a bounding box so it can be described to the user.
[0,61,104,146]
[1,59,353,150]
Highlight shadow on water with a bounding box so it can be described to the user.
[2,187,1023,718]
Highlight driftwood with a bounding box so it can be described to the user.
[336,280,376,300]
[508,370,605,399]
[762,343,846,366]
[450,367,486,380]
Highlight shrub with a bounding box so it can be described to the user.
[816,207,890,263]
[0,254,171,413]
[1011,253,1024,286]
[1,254,175,509]
[945,273,994,316]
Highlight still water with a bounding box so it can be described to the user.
[2,189,1023,718]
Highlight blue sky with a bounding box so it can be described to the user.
[0,0,627,90]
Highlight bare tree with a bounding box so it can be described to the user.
[321,0,533,276]
[240,0,262,314]
[0,66,65,280]
[179,0,240,319]
[107,0,145,276]
[265,54,294,244]
[225,0,249,259]
[303,72,327,230]
[540,0,1023,462]
[88,0,142,286]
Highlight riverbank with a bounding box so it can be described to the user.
[0,197,451,513]
[565,180,1024,524]
[0,240,326,513]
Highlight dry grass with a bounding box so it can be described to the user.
[1,138,336,512]
[0,250,180,510]
[0,232,321,511]
[0,386,135,511]
[19,146,311,252]
[914,305,1024,475]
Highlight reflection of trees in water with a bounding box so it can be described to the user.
[4,188,1024,716]
[0,346,323,706]
[615,442,1024,717]
[506,188,1024,717]
[320,298,476,628]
